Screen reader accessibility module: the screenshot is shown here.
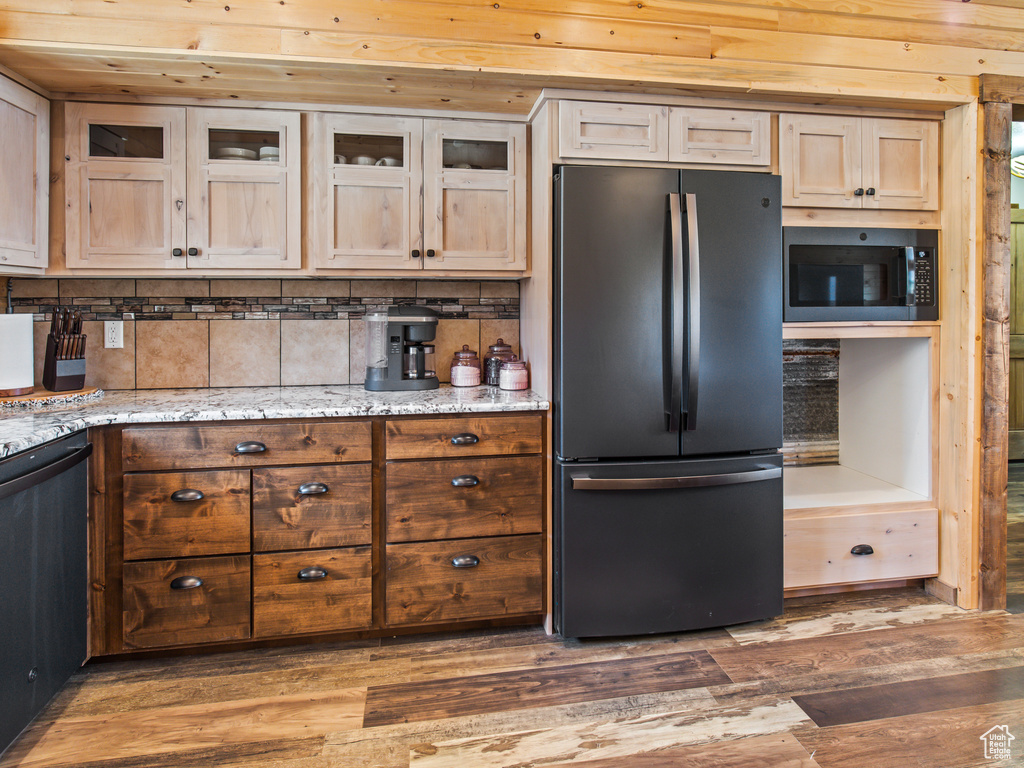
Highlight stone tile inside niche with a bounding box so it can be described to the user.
[350,280,418,298]
[282,279,351,298]
[136,321,210,389]
[480,319,520,358]
[59,278,136,298]
[12,278,58,299]
[480,280,520,299]
[281,319,349,386]
[135,279,211,298]
[209,279,282,297]
[209,320,281,387]
[349,318,367,385]
[82,319,136,390]
[434,319,481,384]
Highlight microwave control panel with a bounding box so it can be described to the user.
[913,251,935,307]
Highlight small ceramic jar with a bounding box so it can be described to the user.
[484,338,514,386]
[449,345,481,387]
[498,355,528,391]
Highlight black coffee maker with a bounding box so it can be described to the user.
[363,306,439,391]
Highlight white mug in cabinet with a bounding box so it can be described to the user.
[375,156,399,166]
[351,155,375,165]
[334,154,347,164]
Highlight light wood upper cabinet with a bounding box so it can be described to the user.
[668,107,770,166]
[559,101,669,162]
[0,76,49,273]
[780,114,938,210]
[66,103,301,271]
[313,115,526,272]
[423,119,526,271]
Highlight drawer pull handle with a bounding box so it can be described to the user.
[170,575,203,590]
[451,475,480,487]
[298,482,329,496]
[170,488,204,502]
[234,441,267,454]
[298,566,328,581]
[851,544,875,556]
[452,555,480,568]
[450,433,480,446]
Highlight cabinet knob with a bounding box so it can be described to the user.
[451,555,480,568]
[866,188,876,196]
[850,544,875,556]
[450,433,480,446]
[298,566,328,581]
[426,249,436,258]
[172,248,183,257]
[170,575,203,590]
[170,488,204,502]
[854,188,865,196]
[298,482,329,495]
[412,249,421,258]
[451,475,480,487]
[234,440,267,454]
[187,247,199,257]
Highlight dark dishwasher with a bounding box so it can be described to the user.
[0,432,91,756]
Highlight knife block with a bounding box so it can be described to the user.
[42,334,87,392]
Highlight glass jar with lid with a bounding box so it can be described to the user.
[484,338,514,386]
[498,355,529,391]
[449,345,481,387]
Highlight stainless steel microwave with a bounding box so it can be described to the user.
[783,227,938,322]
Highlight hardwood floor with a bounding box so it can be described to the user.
[3,588,1024,767]
[1007,462,1024,614]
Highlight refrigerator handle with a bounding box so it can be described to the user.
[683,192,700,431]
[570,466,781,491]
[666,193,684,433]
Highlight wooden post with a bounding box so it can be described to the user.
[979,96,1012,610]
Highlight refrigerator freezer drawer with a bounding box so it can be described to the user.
[555,454,783,638]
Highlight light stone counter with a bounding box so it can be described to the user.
[0,385,550,458]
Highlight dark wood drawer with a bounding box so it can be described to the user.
[386,534,543,625]
[122,556,251,649]
[385,414,542,460]
[253,463,372,552]
[123,469,250,560]
[122,421,372,471]
[253,548,372,637]
[386,456,543,542]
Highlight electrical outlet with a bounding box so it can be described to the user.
[104,320,123,349]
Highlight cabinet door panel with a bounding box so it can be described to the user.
[123,555,251,649]
[386,535,543,625]
[187,108,301,269]
[423,119,526,270]
[0,76,47,271]
[387,456,543,542]
[668,107,770,166]
[123,469,250,560]
[315,113,422,270]
[65,103,186,269]
[862,118,938,211]
[558,100,668,161]
[386,414,542,460]
[253,463,372,551]
[779,114,860,208]
[253,547,372,637]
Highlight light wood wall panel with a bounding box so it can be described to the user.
[0,1,1020,111]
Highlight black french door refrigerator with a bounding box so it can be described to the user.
[554,165,783,638]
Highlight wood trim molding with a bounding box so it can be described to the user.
[977,74,1019,610]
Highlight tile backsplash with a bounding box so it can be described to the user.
[10,278,519,390]
[782,339,839,466]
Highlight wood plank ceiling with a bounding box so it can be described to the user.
[1,0,1022,113]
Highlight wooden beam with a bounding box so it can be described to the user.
[980,74,1024,103]
[979,99,1012,611]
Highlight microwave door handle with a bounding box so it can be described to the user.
[904,246,916,306]
[894,247,910,300]
[666,193,684,433]
[683,192,700,431]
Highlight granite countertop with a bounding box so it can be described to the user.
[0,385,550,458]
